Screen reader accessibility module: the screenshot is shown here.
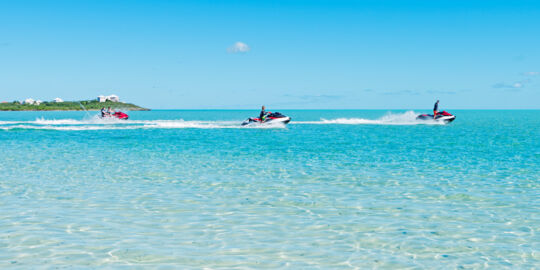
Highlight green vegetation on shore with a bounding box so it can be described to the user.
[0,100,149,111]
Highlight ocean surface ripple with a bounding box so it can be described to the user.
[0,110,538,268]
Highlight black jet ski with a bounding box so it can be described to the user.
[416,111,456,123]
[242,112,291,126]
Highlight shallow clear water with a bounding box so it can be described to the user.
[0,110,538,269]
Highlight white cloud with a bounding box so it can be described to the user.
[524,71,539,76]
[227,42,250,53]
[493,82,525,89]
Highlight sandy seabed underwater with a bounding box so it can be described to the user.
[0,110,538,269]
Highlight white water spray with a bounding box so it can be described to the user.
[77,102,92,119]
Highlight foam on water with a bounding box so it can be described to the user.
[0,111,444,131]
[0,124,142,131]
[296,111,445,125]
[0,118,286,130]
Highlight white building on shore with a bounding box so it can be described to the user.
[97,95,120,102]
[107,95,119,102]
[23,98,35,105]
[53,98,64,103]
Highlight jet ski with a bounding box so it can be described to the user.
[101,111,129,120]
[416,111,455,123]
[242,112,291,126]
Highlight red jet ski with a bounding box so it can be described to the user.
[112,111,129,120]
[102,111,129,120]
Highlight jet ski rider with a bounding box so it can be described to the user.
[433,100,439,119]
[101,107,107,117]
[259,105,267,122]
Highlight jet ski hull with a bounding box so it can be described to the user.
[242,113,291,126]
[242,116,291,126]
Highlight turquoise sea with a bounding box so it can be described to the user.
[0,110,538,269]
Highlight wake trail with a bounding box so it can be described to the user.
[293,111,445,125]
[0,118,287,130]
[0,111,444,131]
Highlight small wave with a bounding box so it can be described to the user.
[0,125,141,131]
[0,121,18,125]
[145,120,285,129]
[34,118,89,125]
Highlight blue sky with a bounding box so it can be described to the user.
[0,0,539,109]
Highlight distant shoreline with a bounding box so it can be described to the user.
[0,109,151,111]
[0,108,151,111]
[0,100,150,111]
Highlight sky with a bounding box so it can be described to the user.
[0,0,539,109]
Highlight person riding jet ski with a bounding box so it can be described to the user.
[259,105,267,122]
[242,106,291,126]
[100,107,107,117]
[416,100,456,123]
[433,100,439,119]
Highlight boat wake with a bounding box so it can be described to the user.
[0,111,445,131]
[295,111,445,125]
[0,117,287,131]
